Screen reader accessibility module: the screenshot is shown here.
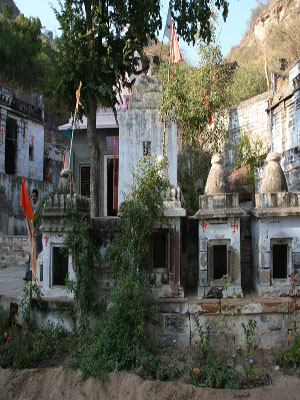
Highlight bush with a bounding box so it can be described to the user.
[276,336,300,368]
[0,323,69,368]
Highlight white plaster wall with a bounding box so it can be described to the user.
[0,106,44,180]
[225,92,269,169]
[198,217,241,287]
[42,232,74,298]
[252,215,300,288]
[118,109,177,205]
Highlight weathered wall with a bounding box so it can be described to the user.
[0,174,53,235]
[251,215,300,295]
[118,74,178,205]
[149,296,300,349]
[224,92,269,172]
[44,118,70,186]
[0,105,44,180]
[71,127,118,216]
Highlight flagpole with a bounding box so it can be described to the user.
[264,43,273,152]
[68,111,77,167]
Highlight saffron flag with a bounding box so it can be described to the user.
[169,22,183,66]
[20,177,37,281]
[20,177,34,220]
[204,89,212,126]
[63,151,69,170]
[75,81,84,113]
[163,4,172,41]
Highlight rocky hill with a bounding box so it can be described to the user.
[227,0,300,66]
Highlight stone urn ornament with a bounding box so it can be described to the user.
[260,153,288,193]
[204,154,230,195]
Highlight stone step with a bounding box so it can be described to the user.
[0,235,29,268]
[0,251,28,260]
[0,235,28,245]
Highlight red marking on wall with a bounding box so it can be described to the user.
[44,235,49,247]
[0,127,4,143]
[201,220,207,232]
[231,219,239,233]
[30,135,35,146]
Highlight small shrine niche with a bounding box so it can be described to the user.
[194,155,244,298]
[39,170,90,297]
[251,153,300,296]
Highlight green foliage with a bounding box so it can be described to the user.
[178,146,211,213]
[78,271,157,378]
[234,318,258,378]
[0,306,9,346]
[236,133,266,184]
[276,336,300,368]
[75,157,169,378]
[107,156,171,277]
[139,338,182,381]
[0,322,69,368]
[190,319,241,389]
[62,197,101,322]
[0,9,43,88]
[20,280,41,330]
[159,37,232,151]
[229,62,267,105]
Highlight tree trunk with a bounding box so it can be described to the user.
[87,96,100,217]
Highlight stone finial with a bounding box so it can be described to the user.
[58,169,74,192]
[204,154,230,195]
[260,152,288,193]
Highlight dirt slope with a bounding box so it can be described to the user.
[1,367,300,400]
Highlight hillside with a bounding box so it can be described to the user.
[226,0,300,104]
[227,0,300,69]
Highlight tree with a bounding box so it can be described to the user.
[54,0,229,217]
[0,6,43,88]
[159,36,232,151]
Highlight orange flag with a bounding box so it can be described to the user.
[20,177,37,281]
[169,22,183,66]
[20,177,34,220]
[63,151,69,170]
[75,81,84,113]
[204,89,212,126]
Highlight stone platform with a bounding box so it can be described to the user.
[0,265,299,349]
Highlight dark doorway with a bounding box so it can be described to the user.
[273,244,288,279]
[213,245,227,279]
[52,247,68,286]
[80,165,90,197]
[181,217,198,295]
[152,231,168,269]
[107,158,119,216]
[5,117,17,174]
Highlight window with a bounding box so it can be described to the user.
[208,240,232,282]
[29,144,34,161]
[80,165,90,197]
[271,238,291,280]
[152,231,168,269]
[143,141,151,156]
[52,246,68,286]
[5,117,18,174]
[273,244,287,279]
[212,245,227,279]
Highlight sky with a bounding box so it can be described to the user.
[14,0,260,64]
